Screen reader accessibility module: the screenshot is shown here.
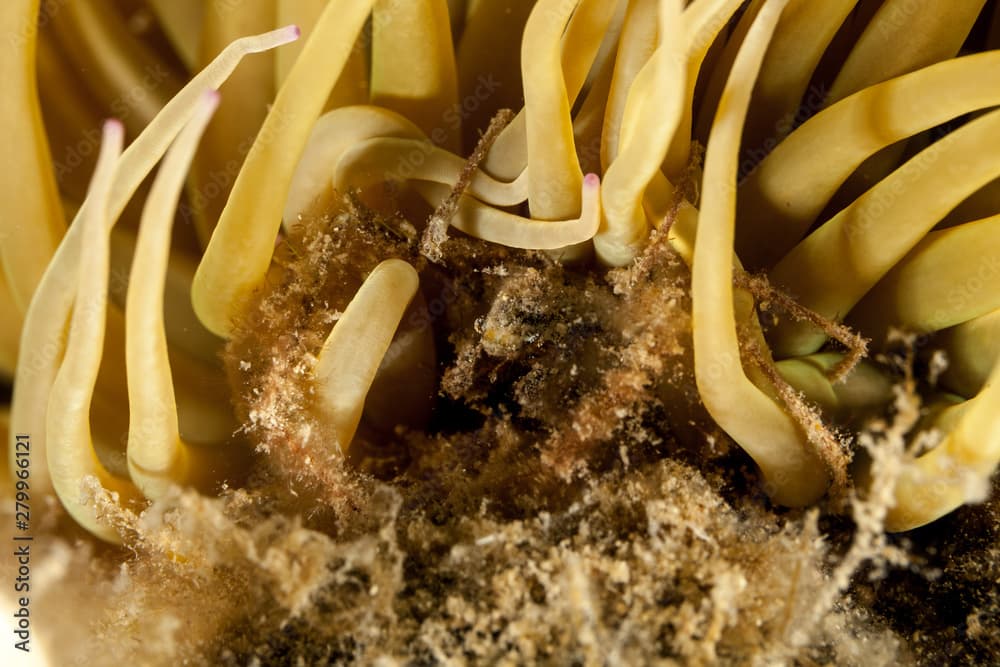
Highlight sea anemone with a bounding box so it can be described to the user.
[2,0,999,664]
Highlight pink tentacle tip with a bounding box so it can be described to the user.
[584,173,601,188]
[203,89,222,107]
[102,119,124,139]
[268,25,301,47]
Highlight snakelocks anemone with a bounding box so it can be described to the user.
[2,0,999,664]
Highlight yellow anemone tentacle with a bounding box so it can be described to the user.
[818,0,985,211]
[886,357,1000,531]
[289,105,597,250]
[0,0,65,314]
[109,228,224,369]
[739,53,1000,269]
[776,353,894,423]
[595,0,686,267]
[276,0,368,107]
[0,408,9,488]
[482,0,617,183]
[335,137,530,207]
[549,0,625,204]
[126,91,222,499]
[47,120,141,543]
[692,0,828,507]
[826,0,986,104]
[601,0,658,171]
[194,0,377,338]
[49,0,184,136]
[610,0,742,257]
[0,274,22,379]
[572,32,617,176]
[190,0,277,246]
[9,25,299,495]
[521,0,584,220]
[455,0,533,150]
[740,0,857,156]
[35,28,106,203]
[611,0,743,240]
[938,308,1000,398]
[284,106,427,226]
[693,0,765,144]
[71,298,235,477]
[412,172,601,251]
[559,0,623,115]
[662,0,744,177]
[314,259,421,454]
[769,107,1000,358]
[848,214,1000,346]
[371,0,460,151]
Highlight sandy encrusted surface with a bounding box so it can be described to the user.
[4,205,998,666]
